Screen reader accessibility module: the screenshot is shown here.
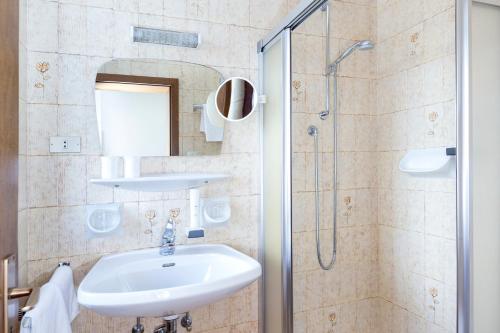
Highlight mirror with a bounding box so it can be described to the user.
[215,77,257,121]
[95,59,224,157]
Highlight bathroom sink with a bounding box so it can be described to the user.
[77,244,261,317]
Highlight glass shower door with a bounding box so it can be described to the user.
[260,29,293,333]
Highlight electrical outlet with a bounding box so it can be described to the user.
[49,136,81,153]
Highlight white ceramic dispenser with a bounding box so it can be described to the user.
[186,188,205,238]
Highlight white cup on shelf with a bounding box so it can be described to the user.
[100,156,119,179]
[123,156,141,178]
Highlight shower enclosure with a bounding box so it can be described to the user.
[259,1,378,331]
[259,0,457,332]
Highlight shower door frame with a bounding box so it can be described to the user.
[457,1,500,332]
[456,1,471,332]
[257,0,328,332]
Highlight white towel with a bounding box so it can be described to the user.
[21,283,72,333]
[49,266,79,321]
[202,106,224,142]
[205,91,224,128]
[198,91,224,142]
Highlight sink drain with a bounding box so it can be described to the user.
[162,263,175,268]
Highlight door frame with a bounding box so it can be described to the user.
[0,0,19,332]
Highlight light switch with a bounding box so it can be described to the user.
[49,136,81,153]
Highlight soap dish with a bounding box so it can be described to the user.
[202,198,231,225]
[86,203,122,236]
[399,147,456,178]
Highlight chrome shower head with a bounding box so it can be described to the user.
[319,40,375,120]
[357,40,375,50]
[330,40,374,71]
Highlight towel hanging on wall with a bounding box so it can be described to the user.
[21,283,72,333]
[48,265,79,321]
[21,264,79,333]
[200,91,224,142]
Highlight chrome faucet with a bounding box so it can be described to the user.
[160,209,180,256]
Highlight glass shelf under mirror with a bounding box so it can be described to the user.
[90,173,229,192]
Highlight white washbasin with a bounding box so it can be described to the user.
[77,244,261,317]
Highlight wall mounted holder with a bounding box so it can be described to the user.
[86,203,122,237]
[186,189,204,238]
[399,147,456,178]
[202,197,231,225]
[186,191,231,238]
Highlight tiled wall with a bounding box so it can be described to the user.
[18,0,457,332]
[375,0,456,332]
[290,1,379,332]
[18,0,291,332]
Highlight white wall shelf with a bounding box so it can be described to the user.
[399,147,456,177]
[90,173,229,192]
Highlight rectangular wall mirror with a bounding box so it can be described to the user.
[95,59,224,157]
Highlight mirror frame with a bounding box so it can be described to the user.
[95,73,180,155]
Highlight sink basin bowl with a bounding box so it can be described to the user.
[77,244,261,317]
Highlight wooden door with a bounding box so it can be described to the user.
[0,0,19,331]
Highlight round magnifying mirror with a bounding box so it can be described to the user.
[215,77,257,121]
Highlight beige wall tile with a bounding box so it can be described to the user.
[423,0,454,21]
[331,2,375,41]
[27,103,57,155]
[58,4,87,55]
[58,206,87,256]
[27,207,59,260]
[86,7,114,57]
[249,0,287,30]
[57,156,87,206]
[112,10,139,58]
[27,0,59,52]
[27,155,58,207]
[208,0,249,27]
